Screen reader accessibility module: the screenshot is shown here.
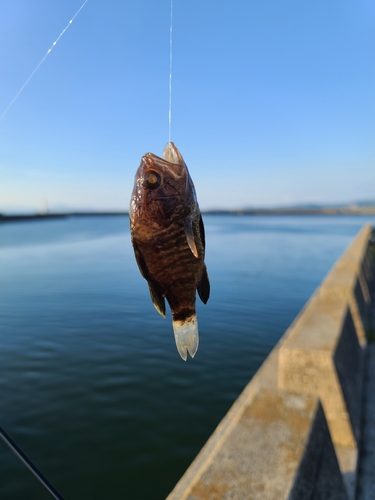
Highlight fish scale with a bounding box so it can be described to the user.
[144,223,200,306]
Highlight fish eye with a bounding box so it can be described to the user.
[143,171,161,189]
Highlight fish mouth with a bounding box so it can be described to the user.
[162,142,184,166]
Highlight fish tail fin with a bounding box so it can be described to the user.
[172,315,199,361]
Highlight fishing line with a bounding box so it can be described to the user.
[0,0,89,122]
[168,0,173,143]
[0,425,65,500]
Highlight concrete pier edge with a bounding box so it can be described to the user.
[167,224,374,500]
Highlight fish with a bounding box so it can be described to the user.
[129,142,210,360]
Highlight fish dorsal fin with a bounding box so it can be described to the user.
[148,281,166,318]
[184,219,198,258]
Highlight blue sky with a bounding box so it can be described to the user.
[0,0,374,213]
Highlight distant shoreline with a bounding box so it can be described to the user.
[1,208,375,223]
[0,212,127,223]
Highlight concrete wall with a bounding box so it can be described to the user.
[167,224,374,500]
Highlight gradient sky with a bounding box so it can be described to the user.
[0,0,374,213]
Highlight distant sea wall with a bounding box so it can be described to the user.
[167,225,374,500]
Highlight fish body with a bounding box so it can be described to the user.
[129,142,209,360]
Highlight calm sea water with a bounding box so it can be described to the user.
[1,214,374,499]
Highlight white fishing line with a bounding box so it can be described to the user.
[0,0,89,122]
[168,0,173,143]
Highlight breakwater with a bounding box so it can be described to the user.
[167,224,374,500]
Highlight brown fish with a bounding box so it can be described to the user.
[129,142,210,360]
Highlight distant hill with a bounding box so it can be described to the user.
[287,200,375,209]
[205,201,375,215]
[238,200,375,211]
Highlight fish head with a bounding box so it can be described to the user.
[130,142,197,224]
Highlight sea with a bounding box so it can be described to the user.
[1,214,374,500]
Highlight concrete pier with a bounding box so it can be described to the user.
[167,225,374,500]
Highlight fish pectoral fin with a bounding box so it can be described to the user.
[184,219,198,258]
[148,281,166,318]
[197,265,210,304]
[172,316,199,361]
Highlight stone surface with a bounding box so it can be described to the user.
[316,224,373,345]
[290,403,348,500]
[318,265,370,345]
[278,297,363,450]
[167,390,347,500]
